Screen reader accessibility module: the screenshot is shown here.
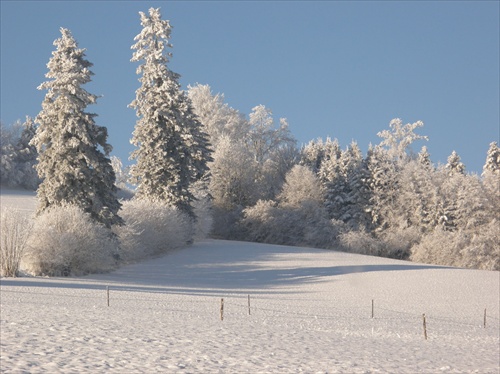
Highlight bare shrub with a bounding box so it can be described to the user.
[114,200,192,262]
[24,205,118,276]
[0,208,33,277]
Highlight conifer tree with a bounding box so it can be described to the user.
[482,142,499,195]
[417,146,432,169]
[481,142,500,220]
[129,8,211,217]
[445,150,465,175]
[13,116,39,189]
[32,28,122,228]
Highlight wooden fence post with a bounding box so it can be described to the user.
[106,286,110,307]
[371,299,374,318]
[484,308,487,328]
[220,298,224,321]
[248,295,251,315]
[422,313,427,340]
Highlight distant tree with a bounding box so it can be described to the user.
[417,146,432,169]
[244,104,297,201]
[316,137,342,183]
[209,135,258,210]
[377,118,428,162]
[445,150,465,175]
[0,118,39,189]
[187,83,249,148]
[32,28,122,227]
[344,144,372,230]
[110,156,131,190]
[482,142,500,201]
[13,116,39,189]
[300,138,326,174]
[365,144,399,232]
[0,121,21,186]
[278,164,324,208]
[242,165,340,248]
[247,105,295,165]
[129,8,212,218]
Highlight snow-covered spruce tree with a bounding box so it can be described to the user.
[445,150,465,175]
[417,146,432,169]
[482,142,499,201]
[32,28,122,228]
[300,138,326,174]
[129,8,211,218]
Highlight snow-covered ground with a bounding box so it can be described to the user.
[0,187,37,212]
[1,190,499,373]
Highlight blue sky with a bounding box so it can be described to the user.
[1,1,498,174]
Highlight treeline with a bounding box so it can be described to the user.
[185,87,499,270]
[1,8,498,277]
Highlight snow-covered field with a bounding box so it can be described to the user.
[1,189,499,373]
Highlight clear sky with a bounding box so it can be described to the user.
[1,1,498,174]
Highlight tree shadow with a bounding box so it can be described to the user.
[1,240,450,295]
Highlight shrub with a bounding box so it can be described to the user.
[0,208,33,277]
[338,230,384,257]
[379,226,421,260]
[114,199,192,262]
[242,199,342,248]
[411,223,500,270]
[24,205,118,276]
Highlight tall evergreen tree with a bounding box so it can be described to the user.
[129,8,211,217]
[32,28,122,228]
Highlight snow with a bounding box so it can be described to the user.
[0,187,37,213]
[1,191,499,373]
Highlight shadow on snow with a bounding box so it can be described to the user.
[1,240,449,295]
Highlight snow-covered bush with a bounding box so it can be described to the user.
[24,205,118,276]
[462,220,500,271]
[241,165,342,248]
[114,200,192,262]
[338,230,384,257]
[242,199,341,249]
[0,208,33,277]
[411,225,499,271]
[379,227,421,260]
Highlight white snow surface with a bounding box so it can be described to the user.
[0,187,37,213]
[1,190,499,373]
